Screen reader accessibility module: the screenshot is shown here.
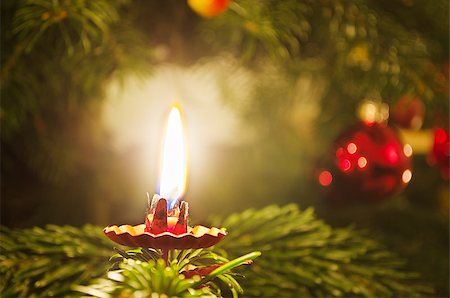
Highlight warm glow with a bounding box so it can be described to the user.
[402,169,412,183]
[159,106,187,210]
[403,144,413,157]
[357,100,389,124]
[318,171,333,186]
[347,142,357,154]
[357,156,368,169]
[359,101,377,124]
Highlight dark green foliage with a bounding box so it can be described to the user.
[211,204,435,297]
[0,204,435,297]
[11,0,120,55]
[0,223,259,297]
[1,0,153,227]
[205,0,448,129]
[0,224,114,297]
[2,0,152,137]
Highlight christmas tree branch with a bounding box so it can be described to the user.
[211,204,435,297]
[0,224,114,297]
[0,204,435,297]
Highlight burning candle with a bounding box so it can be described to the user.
[146,105,188,233]
[104,104,226,258]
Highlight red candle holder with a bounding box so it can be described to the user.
[104,196,227,264]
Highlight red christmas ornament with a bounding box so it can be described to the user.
[430,127,450,179]
[187,0,230,18]
[392,95,424,130]
[319,121,413,202]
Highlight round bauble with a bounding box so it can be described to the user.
[187,0,230,18]
[319,121,413,202]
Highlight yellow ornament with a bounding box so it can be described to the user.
[187,0,230,18]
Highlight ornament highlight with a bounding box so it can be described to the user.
[357,100,389,125]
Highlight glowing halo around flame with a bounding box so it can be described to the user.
[104,104,228,251]
[159,105,187,210]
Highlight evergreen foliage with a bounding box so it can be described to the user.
[0,224,113,297]
[0,204,435,297]
[2,0,150,137]
[204,0,448,132]
[211,204,435,297]
[1,0,153,226]
[0,222,259,297]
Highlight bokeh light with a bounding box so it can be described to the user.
[318,170,333,186]
[347,142,357,154]
[357,156,368,169]
[403,144,413,157]
[402,169,412,183]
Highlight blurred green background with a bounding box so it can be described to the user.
[1,0,448,295]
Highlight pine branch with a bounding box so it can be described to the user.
[203,0,448,115]
[211,204,435,297]
[1,0,152,140]
[0,205,436,297]
[0,225,259,297]
[0,224,114,297]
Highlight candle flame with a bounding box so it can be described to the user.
[159,106,187,210]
